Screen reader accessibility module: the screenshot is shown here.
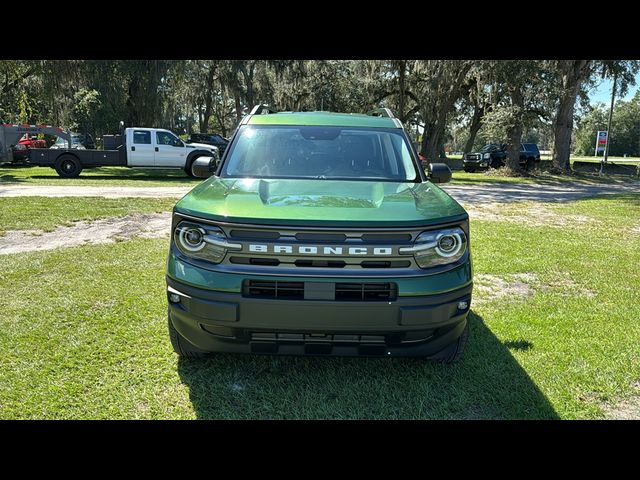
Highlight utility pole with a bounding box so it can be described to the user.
[600,72,617,174]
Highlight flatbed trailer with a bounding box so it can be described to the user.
[1,124,72,164]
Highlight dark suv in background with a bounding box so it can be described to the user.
[186,133,229,155]
[463,143,541,172]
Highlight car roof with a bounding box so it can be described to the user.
[245,111,401,129]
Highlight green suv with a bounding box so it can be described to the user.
[166,106,473,362]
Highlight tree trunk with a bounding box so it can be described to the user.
[197,105,204,133]
[463,105,484,153]
[552,93,575,172]
[506,88,524,171]
[420,120,436,160]
[234,95,243,126]
[201,65,216,133]
[418,62,473,161]
[397,60,406,121]
[552,60,591,172]
[506,123,523,171]
[421,122,447,161]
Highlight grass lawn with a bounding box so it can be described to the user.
[1,193,639,419]
[542,154,640,165]
[451,170,639,186]
[0,164,202,187]
[0,197,177,234]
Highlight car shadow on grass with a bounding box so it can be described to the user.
[177,311,559,419]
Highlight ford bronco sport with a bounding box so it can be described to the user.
[166,106,473,363]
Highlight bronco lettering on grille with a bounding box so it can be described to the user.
[248,244,394,256]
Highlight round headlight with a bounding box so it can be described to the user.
[403,226,467,269]
[178,226,205,252]
[436,233,462,257]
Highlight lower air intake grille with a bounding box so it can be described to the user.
[244,280,304,300]
[335,282,397,301]
[243,280,397,301]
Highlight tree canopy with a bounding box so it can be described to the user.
[1,59,638,170]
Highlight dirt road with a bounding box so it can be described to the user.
[0,181,637,202]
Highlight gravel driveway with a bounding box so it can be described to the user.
[0,185,193,198]
[441,182,638,204]
[0,181,637,203]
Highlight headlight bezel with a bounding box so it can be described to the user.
[173,220,231,264]
[400,226,468,270]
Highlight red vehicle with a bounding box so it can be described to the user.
[12,134,48,161]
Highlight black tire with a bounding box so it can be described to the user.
[464,168,476,173]
[168,311,210,358]
[55,155,82,178]
[428,320,469,364]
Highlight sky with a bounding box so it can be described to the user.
[588,71,640,105]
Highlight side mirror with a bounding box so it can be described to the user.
[191,157,217,179]
[427,163,452,184]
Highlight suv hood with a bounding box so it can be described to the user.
[175,178,467,227]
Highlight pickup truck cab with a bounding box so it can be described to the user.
[166,106,473,363]
[25,126,219,177]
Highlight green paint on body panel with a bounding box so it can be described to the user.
[175,177,466,227]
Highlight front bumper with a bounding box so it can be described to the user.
[463,159,490,170]
[167,275,472,357]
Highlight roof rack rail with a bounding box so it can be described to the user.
[367,107,395,118]
[249,104,278,115]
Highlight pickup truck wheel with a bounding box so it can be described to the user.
[427,320,469,364]
[55,155,82,178]
[168,311,210,358]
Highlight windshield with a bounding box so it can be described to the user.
[479,144,499,153]
[221,125,418,182]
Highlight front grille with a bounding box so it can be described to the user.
[335,282,396,301]
[244,280,305,299]
[360,260,411,269]
[243,280,397,301]
[294,259,346,268]
[229,230,280,240]
[230,257,280,266]
[249,330,435,346]
[230,257,410,269]
[209,223,433,272]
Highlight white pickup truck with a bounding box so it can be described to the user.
[21,125,219,178]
